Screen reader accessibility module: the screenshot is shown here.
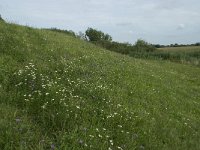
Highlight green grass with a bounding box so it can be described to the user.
[0,104,51,149]
[158,46,200,52]
[130,46,200,66]
[0,21,200,150]
[158,46,200,65]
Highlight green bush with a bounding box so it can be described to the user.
[85,28,112,42]
[0,15,5,22]
[134,39,156,52]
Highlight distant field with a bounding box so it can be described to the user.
[158,46,200,52]
[155,46,200,66]
[130,46,200,67]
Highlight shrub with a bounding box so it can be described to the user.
[134,39,156,52]
[0,15,5,22]
[85,28,112,42]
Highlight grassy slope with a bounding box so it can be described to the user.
[0,21,200,150]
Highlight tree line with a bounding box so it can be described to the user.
[46,27,200,54]
[43,27,200,66]
[0,15,5,22]
[84,28,156,54]
[45,27,156,55]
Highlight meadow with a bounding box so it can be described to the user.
[130,46,200,67]
[157,46,200,65]
[0,21,200,150]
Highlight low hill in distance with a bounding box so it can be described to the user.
[0,21,200,149]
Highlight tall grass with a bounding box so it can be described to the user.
[130,47,200,66]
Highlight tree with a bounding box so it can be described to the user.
[85,28,112,42]
[134,39,155,52]
[103,34,112,42]
[77,31,86,40]
[0,15,5,22]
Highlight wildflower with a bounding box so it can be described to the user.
[82,127,87,131]
[139,145,145,149]
[78,139,84,145]
[117,146,123,150]
[118,125,122,128]
[117,104,122,107]
[64,103,68,107]
[41,102,48,109]
[109,140,113,145]
[51,144,55,150]
[41,105,46,109]
[89,135,94,138]
[25,99,29,102]
[15,118,21,123]
[40,139,45,143]
[98,134,102,138]
[18,82,23,86]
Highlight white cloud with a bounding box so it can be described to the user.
[128,30,134,34]
[177,24,185,30]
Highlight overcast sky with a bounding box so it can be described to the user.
[0,0,200,44]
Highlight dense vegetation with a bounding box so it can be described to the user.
[130,46,200,67]
[85,28,112,42]
[45,27,200,66]
[0,15,5,22]
[84,28,156,54]
[84,28,200,66]
[0,21,200,150]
